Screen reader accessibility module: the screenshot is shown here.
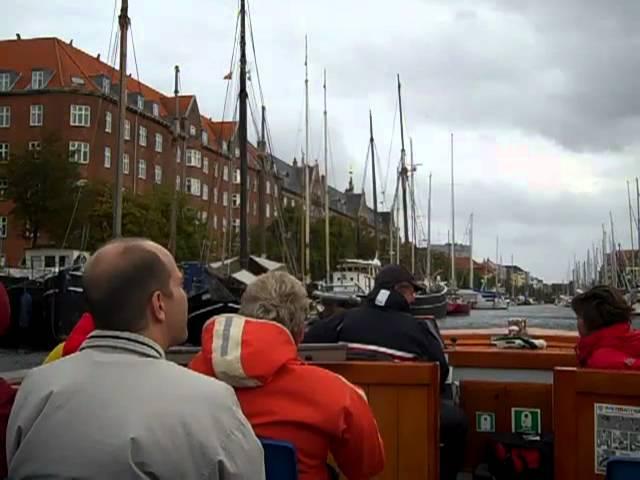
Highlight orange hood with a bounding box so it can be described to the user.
[189,315,299,387]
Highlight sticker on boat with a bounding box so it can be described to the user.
[475,412,495,433]
[594,403,640,475]
[511,408,541,434]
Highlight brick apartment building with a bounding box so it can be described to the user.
[0,36,391,266]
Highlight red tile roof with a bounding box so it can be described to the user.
[0,37,198,118]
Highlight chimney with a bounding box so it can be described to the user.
[69,39,73,46]
[97,53,101,61]
[15,33,21,40]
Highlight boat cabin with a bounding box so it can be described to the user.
[2,248,90,279]
[330,258,381,295]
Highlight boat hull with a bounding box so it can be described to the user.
[411,290,448,319]
[447,301,471,315]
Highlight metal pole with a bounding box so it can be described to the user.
[426,172,432,280]
[168,66,180,254]
[239,0,249,269]
[410,137,416,274]
[469,213,474,290]
[610,212,618,288]
[450,132,456,289]
[603,224,608,285]
[113,0,129,238]
[323,70,330,282]
[627,180,635,284]
[258,105,267,256]
[397,75,410,249]
[370,111,379,257]
[303,36,310,283]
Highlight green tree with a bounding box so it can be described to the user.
[2,134,81,247]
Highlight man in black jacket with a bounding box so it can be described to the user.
[304,264,467,480]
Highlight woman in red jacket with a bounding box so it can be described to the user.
[573,285,640,370]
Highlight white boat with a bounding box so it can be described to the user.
[327,258,381,295]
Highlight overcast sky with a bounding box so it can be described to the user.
[4,0,640,282]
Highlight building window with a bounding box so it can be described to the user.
[30,105,43,126]
[284,197,288,207]
[213,214,218,230]
[69,142,90,164]
[253,177,258,192]
[28,141,40,151]
[152,103,159,117]
[70,105,90,127]
[222,217,227,231]
[190,125,196,137]
[0,106,10,128]
[232,219,240,232]
[266,203,271,218]
[202,131,208,145]
[235,147,240,158]
[0,73,10,92]
[223,165,229,181]
[31,70,45,89]
[137,96,144,110]
[266,181,271,195]
[102,77,111,95]
[223,191,228,206]
[222,141,229,154]
[104,146,111,168]
[155,165,162,184]
[201,211,208,222]
[139,126,147,146]
[124,119,131,140]
[155,133,162,152]
[203,157,209,174]
[233,168,240,184]
[0,143,8,162]
[202,184,209,201]
[123,153,130,174]
[232,193,240,208]
[213,187,218,204]
[0,217,7,239]
[291,199,296,208]
[0,179,7,199]
[213,162,219,178]
[177,147,181,164]
[274,185,278,197]
[252,202,257,216]
[186,149,202,167]
[138,159,146,179]
[105,111,112,133]
[176,175,181,191]
[185,177,201,196]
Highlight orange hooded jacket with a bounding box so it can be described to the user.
[189,315,385,480]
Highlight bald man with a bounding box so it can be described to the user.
[7,238,265,480]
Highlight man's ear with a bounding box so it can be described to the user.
[150,291,166,323]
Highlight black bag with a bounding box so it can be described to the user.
[486,433,553,480]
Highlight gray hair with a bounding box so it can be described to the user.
[239,271,309,341]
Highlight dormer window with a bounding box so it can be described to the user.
[102,77,111,95]
[137,96,144,110]
[71,76,85,86]
[202,131,208,145]
[190,125,196,137]
[222,141,229,154]
[152,103,159,117]
[0,73,11,92]
[31,70,45,89]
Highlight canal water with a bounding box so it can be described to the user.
[0,304,636,372]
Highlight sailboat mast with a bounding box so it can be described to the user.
[627,180,635,284]
[397,75,410,250]
[238,0,249,268]
[303,36,310,283]
[323,70,330,283]
[636,177,640,285]
[495,236,499,288]
[168,66,180,254]
[610,212,618,288]
[450,132,456,289]
[427,172,432,280]
[469,213,474,290]
[369,111,379,257]
[511,254,515,298]
[258,105,267,256]
[113,0,129,238]
[602,224,608,285]
[410,137,416,274]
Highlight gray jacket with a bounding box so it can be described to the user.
[6,330,265,480]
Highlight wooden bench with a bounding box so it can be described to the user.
[554,367,640,480]
[315,361,440,480]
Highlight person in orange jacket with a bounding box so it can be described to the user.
[190,271,385,480]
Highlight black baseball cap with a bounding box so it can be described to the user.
[374,264,424,292]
